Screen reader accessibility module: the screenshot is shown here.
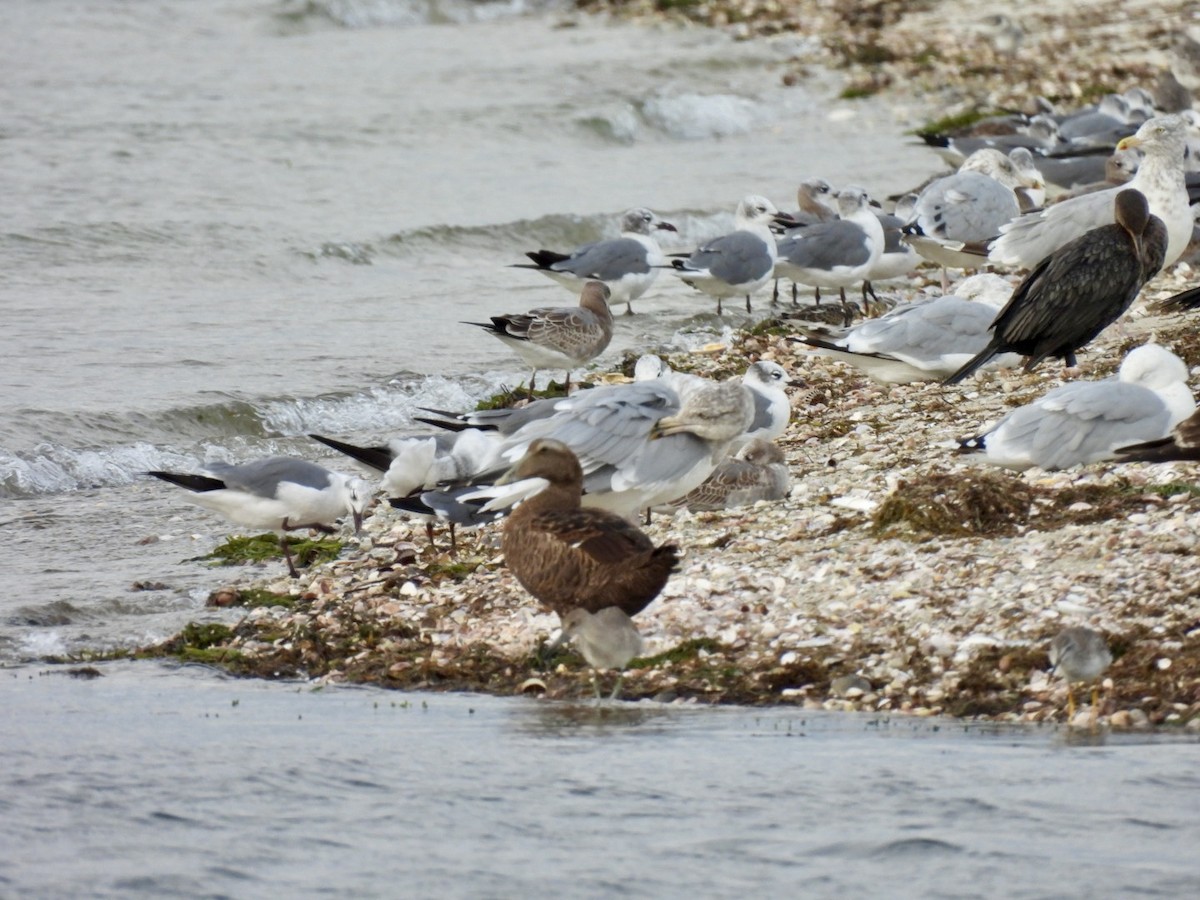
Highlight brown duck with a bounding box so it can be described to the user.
[497,438,680,618]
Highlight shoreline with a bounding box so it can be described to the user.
[83,1,1200,728]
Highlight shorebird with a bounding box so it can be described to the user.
[464,280,613,392]
[560,607,646,700]
[147,457,371,577]
[945,189,1167,384]
[1049,626,1113,721]
[513,208,677,315]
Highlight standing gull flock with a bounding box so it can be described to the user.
[944,189,1167,384]
[989,114,1192,270]
[147,457,371,577]
[670,195,791,314]
[955,343,1194,471]
[513,208,677,315]
[774,186,885,314]
[464,281,613,392]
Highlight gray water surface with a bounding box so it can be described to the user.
[4,662,1199,898]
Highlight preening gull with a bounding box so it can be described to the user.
[658,438,790,513]
[670,195,790,314]
[513,208,677,315]
[147,457,371,577]
[1049,626,1112,720]
[464,280,613,391]
[989,115,1192,270]
[955,343,1195,471]
[791,273,1020,383]
[775,186,885,312]
[945,189,1167,384]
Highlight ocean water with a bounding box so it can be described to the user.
[4,663,1200,899]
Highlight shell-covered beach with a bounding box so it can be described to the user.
[120,0,1200,728]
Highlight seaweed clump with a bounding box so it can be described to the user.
[872,470,1031,539]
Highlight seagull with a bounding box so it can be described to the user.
[1049,626,1112,721]
[494,438,680,624]
[775,186,885,315]
[309,429,499,552]
[512,208,677,315]
[989,115,1192,270]
[955,343,1195,471]
[919,115,1061,168]
[944,189,1167,384]
[147,457,371,577]
[658,438,791,513]
[670,194,791,314]
[463,281,613,392]
[737,360,798,446]
[902,148,1025,287]
[560,607,646,700]
[791,273,1021,383]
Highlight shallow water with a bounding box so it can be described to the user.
[1,0,934,659]
[4,662,1199,898]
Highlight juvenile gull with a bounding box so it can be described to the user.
[989,115,1192,270]
[658,438,790,513]
[1049,626,1113,720]
[791,273,1020,383]
[464,281,613,391]
[945,189,1167,384]
[513,208,677,315]
[147,457,371,577]
[955,343,1194,471]
[560,607,645,699]
[775,186,885,314]
[670,194,790,314]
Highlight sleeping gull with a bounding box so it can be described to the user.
[791,273,1021,383]
[658,438,790,513]
[147,457,371,577]
[774,186,885,315]
[955,343,1194,471]
[464,281,613,392]
[1049,626,1112,721]
[513,208,677,315]
[902,148,1025,287]
[670,194,790,314]
[989,114,1192,270]
[945,188,1167,384]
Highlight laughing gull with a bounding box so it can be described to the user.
[495,438,680,619]
[775,186,885,314]
[792,273,1021,383]
[903,148,1025,287]
[659,438,790,513]
[464,281,613,391]
[956,343,1194,471]
[1049,626,1112,721]
[945,189,1167,384]
[920,115,1061,168]
[670,194,790,314]
[309,429,500,551]
[147,457,371,577]
[990,115,1192,270]
[513,208,677,315]
[560,607,646,700]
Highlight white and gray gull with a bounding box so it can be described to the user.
[513,208,677,315]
